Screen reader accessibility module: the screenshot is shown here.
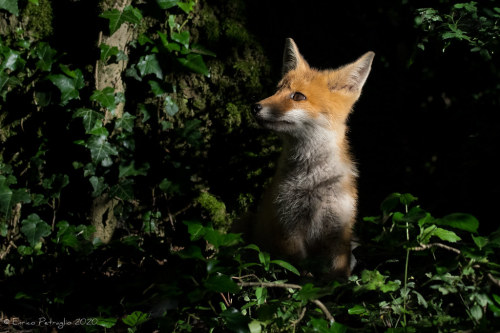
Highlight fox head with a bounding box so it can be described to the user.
[252,38,374,138]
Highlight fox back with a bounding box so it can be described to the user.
[249,39,374,278]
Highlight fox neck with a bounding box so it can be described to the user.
[277,124,354,180]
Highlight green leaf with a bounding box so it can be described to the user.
[137,54,163,79]
[348,304,367,315]
[177,54,209,76]
[86,135,118,167]
[96,317,117,329]
[172,30,190,49]
[115,112,135,132]
[204,274,240,293]
[177,0,195,14]
[470,304,483,321]
[99,43,119,62]
[164,96,179,116]
[191,43,216,57]
[0,72,21,100]
[380,193,402,213]
[159,178,180,195]
[122,311,149,327]
[34,42,57,71]
[119,161,149,178]
[472,235,488,250]
[91,87,116,111]
[270,260,300,275]
[204,229,241,249]
[74,108,104,133]
[89,176,107,197]
[183,220,206,241]
[156,0,178,9]
[297,283,323,301]
[48,73,80,105]
[100,6,143,35]
[357,270,400,293]
[400,193,418,206]
[20,214,51,247]
[0,176,30,219]
[109,179,134,200]
[0,49,25,71]
[432,227,461,243]
[148,80,165,97]
[221,308,250,333]
[177,245,205,260]
[435,213,479,233]
[0,0,19,16]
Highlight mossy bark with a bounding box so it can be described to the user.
[90,0,135,244]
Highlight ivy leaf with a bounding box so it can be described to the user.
[137,54,163,79]
[33,42,57,72]
[183,220,206,241]
[114,112,135,132]
[0,72,21,100]
[48,70,84,106]
[100,6,143,35]
[204,229,241,249]
[0,176,30,219]
[91,87,116,111]
[86,135,118,167]
[20,214,51,247]
[89,176,107,197]
[110,179,134,200]
[0,49,25,71]
[148,80,165,97]
[177,0,195,14]
[171,30,190,49]
[74,108,104,133]
[118,161,149,178]
[99,43,119,62]
[177,54,209,77]
[0,0,19,16]
[164,96,179,116]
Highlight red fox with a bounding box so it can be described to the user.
[248,38,374,278]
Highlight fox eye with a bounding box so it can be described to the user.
[291,92,306,101]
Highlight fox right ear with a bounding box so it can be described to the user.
[282,38,309,76]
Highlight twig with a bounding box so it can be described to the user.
[488,273,500,288]
[290,307,307,327]
[312,299,335,323]
[220,292,231,307]
[410,242,461,254]
[238,281,302,289]
[237,281,334,323]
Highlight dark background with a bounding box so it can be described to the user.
[245,0,500,233]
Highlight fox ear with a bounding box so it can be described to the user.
[282,38,309,76]
[331,51,375,93]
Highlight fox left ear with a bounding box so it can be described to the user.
[332,51,375,93]
[282,38,309,76]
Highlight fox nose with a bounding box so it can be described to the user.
[252,103,263,116]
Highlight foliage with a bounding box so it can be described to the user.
[415,1,500,59]
[1,0,499,332]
